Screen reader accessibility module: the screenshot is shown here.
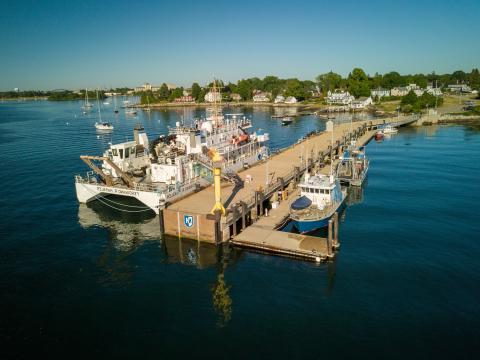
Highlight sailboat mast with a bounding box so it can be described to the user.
[330,122,334,176]
[96,89,102,122]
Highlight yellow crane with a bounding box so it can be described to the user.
[208,148,226,216]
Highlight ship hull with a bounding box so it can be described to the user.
[290,201,346,234]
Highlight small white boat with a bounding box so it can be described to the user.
[103,102,110,105]
[95,122,114,131]
[281,117,293,126]
[382,125,398,134]
[125,108,137,115]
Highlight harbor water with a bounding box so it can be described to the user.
[1,101,479,358]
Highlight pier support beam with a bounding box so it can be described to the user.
[240,201,247,230]
[327,219,333,257]
[158,200,166,239]
[334,212,339,248]
[232,205,239,237]
[214,209,222,245]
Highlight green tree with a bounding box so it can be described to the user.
[401,90,418,106]
[284,79,307,100]
[168,87,184,101]
[316,71,343,93]
[381,71,405,89]
[158,83,170,101]
[191,82,201,100]
[197,88,206,103]
[468,68,480,90]
[347,68,370,98]
[236,79,253,100]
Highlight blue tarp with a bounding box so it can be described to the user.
[291,196,312,210]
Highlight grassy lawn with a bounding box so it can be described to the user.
[376,100,400,112]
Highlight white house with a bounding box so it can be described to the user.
[350,96,373,109]
[274,95,285,103]
[414,89,425,96]
[326,90,354,105]
[230,93,241,101]
[371,88,390,99]
[406,83,420,91]
[447,84,472,93]
[284,96,297,104]
[426,86,442,96]
[390,87,409,97]
[204,91,222,103]
[253,91,271,102]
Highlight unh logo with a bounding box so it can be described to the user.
[184,215,194,228]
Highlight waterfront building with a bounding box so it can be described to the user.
[350,96,373,109]
[326,90,354,105]
[230,93,241,101]
[174,95,195,103]
[253,90,271,102]
[285,96,297,104]
[371,87,390,99]
[135,83,160,92]
[204,91,222,103]
[274,95,285,103]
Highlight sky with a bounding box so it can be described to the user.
[0,0,478,90]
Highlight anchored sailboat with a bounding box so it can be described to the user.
[81,88,93,111]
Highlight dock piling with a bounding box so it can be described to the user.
[334,212,339,247]
[327,219,333,257]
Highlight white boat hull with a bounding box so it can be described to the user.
[75,182,165,214]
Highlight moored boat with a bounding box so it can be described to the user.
[74,81,270,214]
[374,130,384,141]
[336,142,369,186]
[282,117,293,126]
[95,122,114,131]
[288,173,347,233]
[382,124,398,134]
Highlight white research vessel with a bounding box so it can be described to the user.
[75,111,269,214]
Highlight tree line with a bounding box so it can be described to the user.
[316,68,480,98]
[138,68,479,105]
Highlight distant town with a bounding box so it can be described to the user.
[2,67,479,115]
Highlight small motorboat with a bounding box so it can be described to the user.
[103,102,110,105]
[282,117,293,126]
[382,125,398,134]
[114,109,119,114]
[374,130,384,141]
[95,122,114,131]
[125,108,137,116]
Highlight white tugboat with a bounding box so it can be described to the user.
[75,82,269,214]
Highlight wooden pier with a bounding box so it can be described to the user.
[160,115,418,261]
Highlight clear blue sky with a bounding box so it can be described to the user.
[0,0,478,90]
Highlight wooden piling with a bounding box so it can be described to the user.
[334,212,339,247]
[327,219,333,256]
[240,201,247,230]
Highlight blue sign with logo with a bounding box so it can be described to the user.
[184,215,194,228]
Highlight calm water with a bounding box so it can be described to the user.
[1,101,480,358]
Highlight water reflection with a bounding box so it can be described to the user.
[345,182,366,207]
